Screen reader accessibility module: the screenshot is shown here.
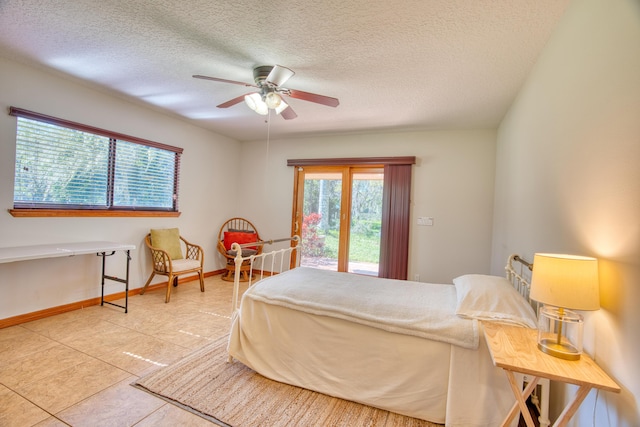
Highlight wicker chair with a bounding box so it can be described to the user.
[141,229,204,303]
[217,218,262,282]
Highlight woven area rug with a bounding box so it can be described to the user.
[133,335,442,426]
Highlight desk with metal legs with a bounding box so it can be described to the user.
[0,241,135,312]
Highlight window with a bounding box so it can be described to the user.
[9,107,182,217]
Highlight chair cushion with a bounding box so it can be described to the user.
[226,248,258,257]
[150,228,184,260]
[223,231,258,251]
[170,259,201,272]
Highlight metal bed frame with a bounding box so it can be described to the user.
[230,235,300,312]
[228,246,550,427]
[506,254,551,427]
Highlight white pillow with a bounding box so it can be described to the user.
[453,274,537,328]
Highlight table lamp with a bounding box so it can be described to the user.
[530,253,600,360]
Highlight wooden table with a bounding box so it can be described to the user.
[483,322,620,427]
[0,241,135,312]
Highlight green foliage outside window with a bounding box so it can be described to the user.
[12,113,180,211]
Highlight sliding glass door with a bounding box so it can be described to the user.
[348,170,383,275]
[293,166,383,275]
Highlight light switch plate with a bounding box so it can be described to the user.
[417,217,434,226]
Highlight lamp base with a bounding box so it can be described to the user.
[537,339,581,360]
[537,305,584,361]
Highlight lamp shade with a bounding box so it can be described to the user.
[264,92,282,109]
[244,93,268,115]
[530,253,600,310]
[274,99,289,115]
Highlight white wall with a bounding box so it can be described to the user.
[239,129,497,284]
[492,0,640,424]
[0,56,499,320]
[0,57,241,319]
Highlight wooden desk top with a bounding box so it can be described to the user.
[483,322,620,393]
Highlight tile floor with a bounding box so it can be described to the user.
[0,275,245,426]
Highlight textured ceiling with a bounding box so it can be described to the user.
[0,0,570,141]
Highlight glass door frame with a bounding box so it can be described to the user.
[291,164,383,273]
[347,167,384,275]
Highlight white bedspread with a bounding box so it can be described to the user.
[245,267,479,349]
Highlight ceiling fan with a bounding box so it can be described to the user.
[193,65,339,120]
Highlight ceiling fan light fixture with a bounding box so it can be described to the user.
[265,91,282,109]
[244,93,259,109]
[275,99,289,115]
[244,92,268,115]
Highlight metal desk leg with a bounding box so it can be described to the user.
[98,249,130,313]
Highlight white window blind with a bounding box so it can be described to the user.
[113,140,177,209]
[11,108,182,211]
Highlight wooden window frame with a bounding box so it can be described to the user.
[8,107,182,218]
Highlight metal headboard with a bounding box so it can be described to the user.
[505,254,539,314]
[505,254,550,427]
[230,235,300,311]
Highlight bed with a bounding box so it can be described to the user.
[226,239,547,427]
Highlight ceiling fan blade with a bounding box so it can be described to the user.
[193,75,258,88]
[266,65,295,87]
[286,89,339,107]
[279,105,298,120]
[216,92,255,108]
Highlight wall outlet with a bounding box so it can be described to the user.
[414,274,420,282]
